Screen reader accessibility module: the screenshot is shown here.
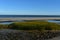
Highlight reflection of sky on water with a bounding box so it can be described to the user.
[48,20,60,23]
[0,20,24,24]
[0,20,60,24]
[0,22,13,24]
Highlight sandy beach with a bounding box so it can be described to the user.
[0,17,60,21]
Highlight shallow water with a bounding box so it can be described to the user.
[0,22,13,24]
[48,20,60,24]
[0,20,60,24]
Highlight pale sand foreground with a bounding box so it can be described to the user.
[0,17,60,21]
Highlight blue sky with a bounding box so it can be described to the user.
[0,0,60,15]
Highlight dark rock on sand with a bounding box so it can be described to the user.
[0,29,60,40]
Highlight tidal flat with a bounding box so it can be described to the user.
[0,17,60,40]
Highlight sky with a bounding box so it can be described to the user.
[0,0,60,15]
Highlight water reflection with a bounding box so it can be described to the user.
[0,20,24,24]
[48,20,60,24]
[0,22,13,24]
[0,20,60,24]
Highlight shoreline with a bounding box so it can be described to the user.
[0,17,60,21]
